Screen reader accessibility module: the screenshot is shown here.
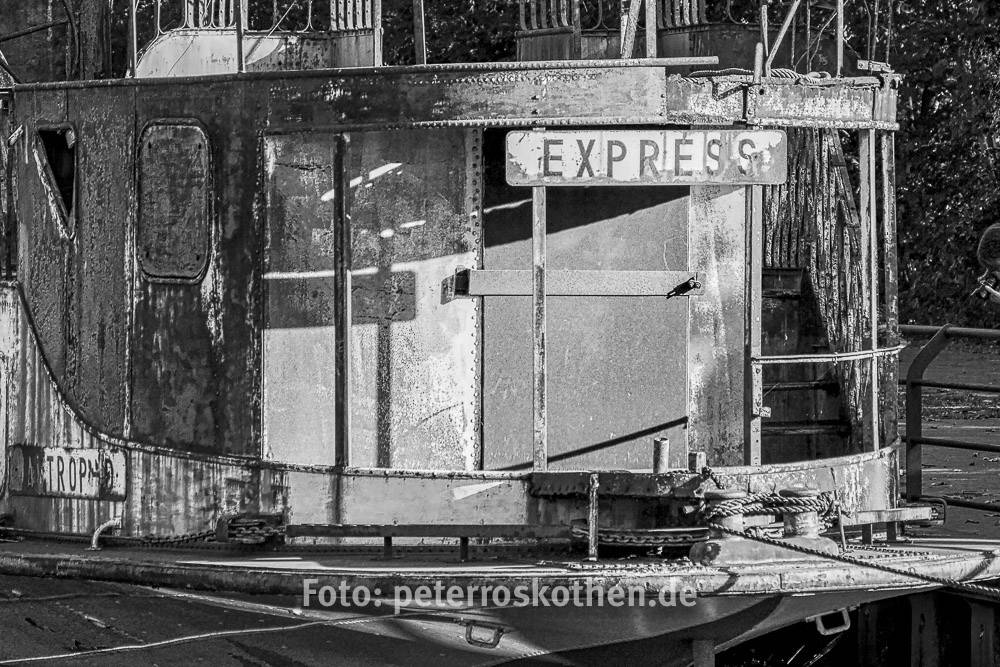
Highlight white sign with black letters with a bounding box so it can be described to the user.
[505,129,787,186]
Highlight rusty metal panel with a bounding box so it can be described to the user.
[137,122,211,281]
[346,128,480,470]
[262,132,339,466]
[338,473,530,524]
[506,129,788,186]
[687,185,746,466]
[748,80,890,128]
[266,66,669,127]
[130,81,263,455]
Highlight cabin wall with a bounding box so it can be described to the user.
[12,83,263,457]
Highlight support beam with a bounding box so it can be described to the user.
[860,129,879,450]
[413,0,427,65]
[745,185,763,466]
[234,0,246,73]
[836,0,844,75]
[620,0,645,59]
[532,185,547,471]
[644,0,657,58]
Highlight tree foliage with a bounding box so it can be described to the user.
[892,0,1000,326]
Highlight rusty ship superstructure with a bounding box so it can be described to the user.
[0,1,997,664]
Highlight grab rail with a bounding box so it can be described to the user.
[901,323,1000,510]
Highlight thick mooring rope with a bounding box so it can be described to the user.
[707,521,1000,601]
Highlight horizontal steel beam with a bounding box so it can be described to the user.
[448,269,703,298]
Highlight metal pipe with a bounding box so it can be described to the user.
[836,0,844,75]
[907,436,1000,455]
[759,0,769,59]
[901,324,1000,341]
[755,345,903,365]
[764,0,801,73]
[752,41,764,85]
[904,325,950,501]
[413,0,426,65]
[902,379,1000,394]
[88,516,122,551]
[0,20,70,44]
[586,472,599,561]
[128,0,138,76]
[532,184,547,471]
[620,0,644,59]
[235,0,246,73]
[653,437,669,473]
[645,0,657,58]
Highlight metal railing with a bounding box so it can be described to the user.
[901,324,1000,510]
[518,0,707,34]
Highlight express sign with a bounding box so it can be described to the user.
[505,129,787,186]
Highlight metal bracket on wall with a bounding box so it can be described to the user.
[441,268,704,302]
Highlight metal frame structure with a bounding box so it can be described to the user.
[902,324,1000,509]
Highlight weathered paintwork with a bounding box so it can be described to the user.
[0,60,900,537]
[135,30,379,77]
[505,129,788,186]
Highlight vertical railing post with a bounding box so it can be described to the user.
[128,0,138,76]
[860,129,879,450]
[532,183,548,471]
[745,185,763,466]
[644,0,657,58]
[335,135,352,466]
[412,0,427,64]
[234,0,246,73]
[836,0,844,76]
[372,0,383,65]
[759,0,770,63]
[904,325,951,501]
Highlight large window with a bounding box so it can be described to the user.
[137,121,211,282]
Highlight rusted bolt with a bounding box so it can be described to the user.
[780,487,821,538]
[705,489,747,539]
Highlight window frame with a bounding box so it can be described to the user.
[136,118,213,285]
[32,121,78,241]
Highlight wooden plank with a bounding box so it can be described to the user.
[533,185,547,471]
[464,269,702,297]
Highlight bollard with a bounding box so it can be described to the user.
[703,489,747,539]
[780,487,821,538]
[653,437,669,473]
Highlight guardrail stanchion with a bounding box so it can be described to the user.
[904,324,951,501]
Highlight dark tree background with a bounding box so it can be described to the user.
[114,0,1000,326]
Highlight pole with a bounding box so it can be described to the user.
[413,0,426,65]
